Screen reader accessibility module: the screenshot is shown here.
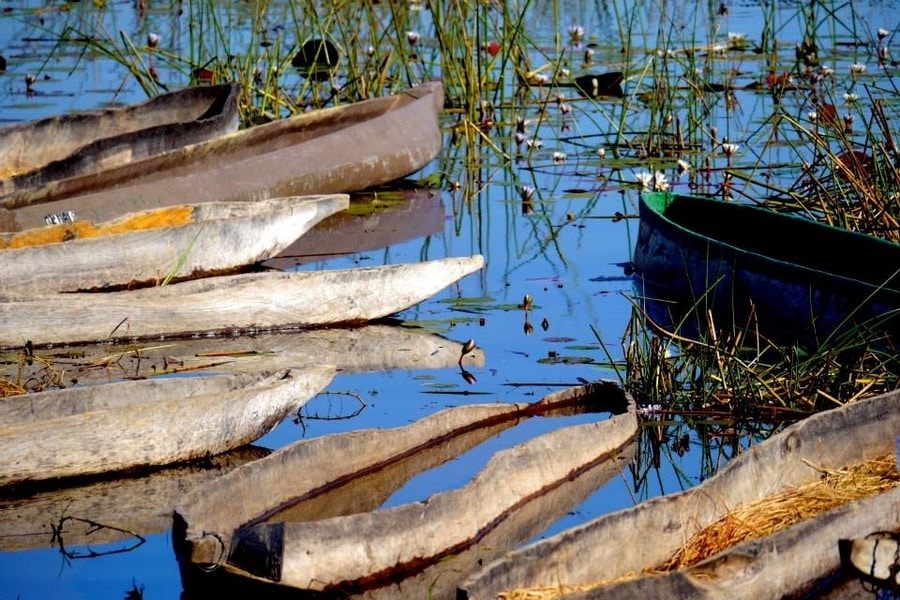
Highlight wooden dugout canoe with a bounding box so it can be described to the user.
[0,81,444,233]
[458,388,900,600]
[1,325,485,390]
[0,83,240,204]
[632,191,900,347]
[0,194,348,295]
[174,382,637,596]
[0,365,334,487]
[0,255,484,348]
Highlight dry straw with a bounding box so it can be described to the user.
[501,454,899,600]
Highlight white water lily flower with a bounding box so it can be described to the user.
[634,171,654,190]
[849,62,867,75]
[844,92,860,103]
[721,142,740,157]
[677,159,691,175]
[553,151,567,164]
[568,25,585,43]
[654,171,670,190]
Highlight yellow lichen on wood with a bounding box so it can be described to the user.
[0,205,196,249]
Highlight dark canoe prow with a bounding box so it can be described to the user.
[174,382,637,597]
[0,83,240,198]
[633,191,900,347]
[458,389,900,600]
[0,81,444,233]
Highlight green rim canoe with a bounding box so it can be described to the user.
[633,191,900,347]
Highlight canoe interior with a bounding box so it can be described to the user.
[0,83,240,197]
[644,192,900,290]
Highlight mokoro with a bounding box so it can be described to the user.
[174,382,636,597]
[1,194,348,295]
[0,446,270,551]
[0,83,240,204]
[1,325,485,390]
[458,388,900,600]
[632,191,900,347]
[0,81,443,232]
[0,366,334,487]
[263,187,445,269]
[0,255,484,348]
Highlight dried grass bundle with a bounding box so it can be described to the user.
[661,454,899,571]
[0,378,25,397]
[500,455,899,600]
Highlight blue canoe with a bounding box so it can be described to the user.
[632,191,900,347]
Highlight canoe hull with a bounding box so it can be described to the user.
[1,82,444,232]
[633,192,900,347]
[0,255,484,347]
[458,389,900,599]
[0,194,348,294]
[0,366,334,487]
[0,83,240,202]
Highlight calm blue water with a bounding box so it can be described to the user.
[0,0,893,597]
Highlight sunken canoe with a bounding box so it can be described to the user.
[0,365,334,487]
[458,388,900,600]
[0,447,270,551]
[1,194,348,295]
[174,382,637,596]
[632,191,900,347]
[0,255,483,348]
[2,324,486,390]
[0,81,443,232]
[0,82,240,204]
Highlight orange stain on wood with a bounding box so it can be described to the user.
[1,205,197,249]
